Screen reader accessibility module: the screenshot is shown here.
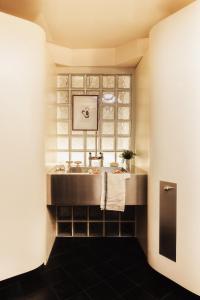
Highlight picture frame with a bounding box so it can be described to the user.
[72,95,98,131]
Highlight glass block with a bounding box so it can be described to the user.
[57,122,68,135]
[86,137,96,150]
[57,137,69,149]
[117,137,129,150]
[105,211,119,221]
[58,222,72,236]
[117,91,130,104]
[86,75,100,89]
[102,106,114,120]
[86,131,96,136]
[117,75,131,89]
[87,90,100,95]
[102,75,115,88]
[71,90,85,95]
[74,222,87,236]
[71,75,84,88]
[103,152,115,166]
[73,206,87,220]
[121,206,135,221]
[71,137,84,150]
[117,122,130,135]
[71,152,84,164]
[57,75,69,89]
[116,152,123,165]
[105,222,119,237]
[102,122,114,135]
[57,207,72,220]
[89,223,103,236]
[57,106,68,119]
[57,152,69,162]
[102,91,115,104]
[121,223,135,236]
[102,137,114,150]
[89,206,103,220]
[72,130,83,135]
[57,91,69,104]
[118,107,130,120]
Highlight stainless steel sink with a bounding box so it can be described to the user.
[47,167,147,206]
[68,166,91,173]
[68,166,127,174]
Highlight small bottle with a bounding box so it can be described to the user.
[89,152,92,167]
[99,152,104,167]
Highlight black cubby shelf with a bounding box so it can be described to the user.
[56,206,136,237]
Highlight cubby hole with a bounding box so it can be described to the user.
[89,222,103,236]
[105,222,119,237]
[57,222,72,236]
[105,210,119,221]
[89,206,103,220]
[73,206,88,220]
[74,222,87,236]
[121,222,135,236]
[57,206,72,220]
[121,206,135,221]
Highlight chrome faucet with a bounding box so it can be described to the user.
[89,152,104,167]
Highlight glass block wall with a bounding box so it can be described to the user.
[55,73,132,166]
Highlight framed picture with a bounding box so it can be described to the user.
[72,95,98,131]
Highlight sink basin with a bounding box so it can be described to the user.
[68,166,126,174]
[68,166,93,173]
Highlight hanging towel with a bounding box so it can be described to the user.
[100,171,107,210]
[100,172,130,211]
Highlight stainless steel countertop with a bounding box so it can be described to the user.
[47,166,147,176]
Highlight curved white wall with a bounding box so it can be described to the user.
[0,13,46,281]
[48,38,148,67]
[135,51,150,172]
[149,2,200,295]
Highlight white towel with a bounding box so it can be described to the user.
[100,171,106,210]
[100,172,130,211]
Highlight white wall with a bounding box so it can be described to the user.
[135,52,150,172]
[48,38,148,67]
[45,45,57,262]
[0,12,46,280]
[149,1,200,295]
[134,52,150,255]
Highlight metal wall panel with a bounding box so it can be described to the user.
[159,181,177,261]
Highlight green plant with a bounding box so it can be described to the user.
[121,150,136,160]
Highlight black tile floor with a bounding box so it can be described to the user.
[0,238,199,300]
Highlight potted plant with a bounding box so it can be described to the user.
[120,150,136,172]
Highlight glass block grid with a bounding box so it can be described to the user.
[57,206,136,237]
[54,74,132,166]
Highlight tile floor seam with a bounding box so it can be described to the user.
[120,271,142,286]
[159,290,174,300]
[143,285,175,300]
[49,286,61,300]
[60,265,106,292]
[82,289,96,300]
[83,279,124,299]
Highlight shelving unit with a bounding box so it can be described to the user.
[56,206,136,237]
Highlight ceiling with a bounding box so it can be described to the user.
[0,0,194,49]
